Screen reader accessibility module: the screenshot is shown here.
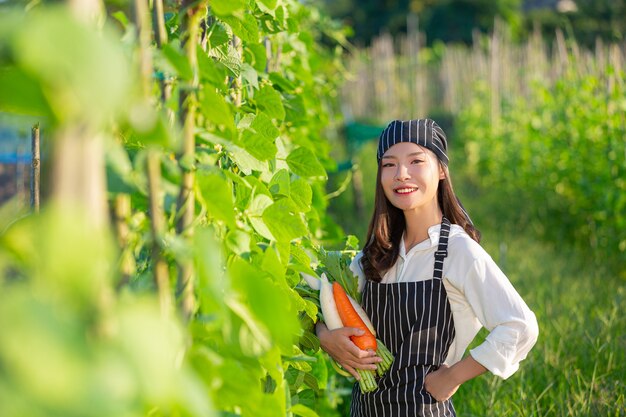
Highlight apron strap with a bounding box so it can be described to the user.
[433,217,451,281]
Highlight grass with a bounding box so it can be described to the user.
[453,226,626,417]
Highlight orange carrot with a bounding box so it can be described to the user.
[332,282,377,351]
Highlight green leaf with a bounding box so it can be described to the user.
[197,170,236,227]
[229,257,301,352]
[256,85,285,121]
[247,194,274,240]
[210,0,246,16]
[161,43,193,80]
[229,144,268,175]
[197,46,227,89]
[0,66,52,117]
[260,245,285,280]
[224,230,252,255]
[286,147,327,179]
[257,0,278,12]
[200,86,235,132]
[240,63,259,90]
[269,169,290,197]
[221,14,259,44]
[212,43,242,77]
[245,43,268,73]
[12,8,130,126]
[290,243,312,269]
[263,199,308,242]
[290,402,321,417]
[290,179,312,212]
[105,139,135,194]
[285,95,307,126]
[269,72,297,93]
[207,21,230,49]
[240,112,279,161]
[129,106,176,148]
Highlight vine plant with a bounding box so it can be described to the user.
[0,0,353,416]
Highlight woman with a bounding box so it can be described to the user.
[316,119,539,416]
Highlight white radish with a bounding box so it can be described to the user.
[301,271,374,335]
[319,274,343,330]
[347,294,376,336]
[300,272,321,291]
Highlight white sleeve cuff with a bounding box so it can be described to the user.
[469,313,539,379]
[470,339,519,379]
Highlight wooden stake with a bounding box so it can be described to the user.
[30,124,40,213]
[176,2,204,320]
[147,150,171,316]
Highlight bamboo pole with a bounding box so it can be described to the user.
[152,0,168,47]
[175,1,204,320]
[133,0,153,98]
[113,194,135,288]
[152,0,172,107]
[340,27,626,124]
[52,0,108,229]
[147,151,171,316]
[30,124,40,213]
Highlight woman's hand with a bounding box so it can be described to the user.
[424,365,460,401]
[316,322,382,380]
[425,356,488,402]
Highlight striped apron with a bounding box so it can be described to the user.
[351,218,456,417]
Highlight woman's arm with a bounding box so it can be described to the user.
[316,321,382,380]
[424,355,487,401]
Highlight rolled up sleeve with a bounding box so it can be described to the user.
[464,257,539,379]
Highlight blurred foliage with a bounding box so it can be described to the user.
[0,0,361,416]
[319,0,522,45]
[456,69,626,275]
[526,0,626,47]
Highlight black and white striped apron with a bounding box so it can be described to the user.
[351,218,456,417]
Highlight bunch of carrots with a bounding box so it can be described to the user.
[304,273,394,393]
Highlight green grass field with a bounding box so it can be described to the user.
[452,226,625,417]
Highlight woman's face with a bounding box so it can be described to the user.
[380,142,444,214]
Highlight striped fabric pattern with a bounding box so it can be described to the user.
[376,119,449,166]
[351,218,456,417]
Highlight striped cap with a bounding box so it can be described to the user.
[376,119,449,166]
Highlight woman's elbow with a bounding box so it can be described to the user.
[523,312,539,348]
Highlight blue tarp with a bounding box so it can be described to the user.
[0,154,32,164]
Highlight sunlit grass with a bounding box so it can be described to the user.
[454,227,626,417]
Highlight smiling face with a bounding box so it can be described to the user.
[380,142,445,215]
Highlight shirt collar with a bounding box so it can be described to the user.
[399,223,442,259]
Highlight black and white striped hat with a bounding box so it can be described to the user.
[376,119,448,166]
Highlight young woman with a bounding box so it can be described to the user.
[316,119,539,417]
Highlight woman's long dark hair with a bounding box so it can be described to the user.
[360,162,481,282]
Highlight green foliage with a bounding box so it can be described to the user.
[0,1,353,416]
[456,69,626,274]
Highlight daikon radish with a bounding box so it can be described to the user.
[319,274,343,330]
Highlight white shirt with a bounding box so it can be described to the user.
[350,224,539,379]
